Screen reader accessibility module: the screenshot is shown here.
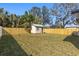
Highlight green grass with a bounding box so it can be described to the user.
[0,30,79,56]
[0,34,28,56]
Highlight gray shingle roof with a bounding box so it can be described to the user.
[71,9,79,14]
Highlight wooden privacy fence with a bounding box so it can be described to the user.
[0,26,2,38]
[2,28,79,35]
[3,28,29,35]
[43,28,79,35]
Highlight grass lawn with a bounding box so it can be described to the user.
[0,29,79,56]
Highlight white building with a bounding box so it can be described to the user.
[65,24,79,28]
[31,24,50,33]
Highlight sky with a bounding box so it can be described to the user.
[0,3,53,15]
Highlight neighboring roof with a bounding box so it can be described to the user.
[71,9,79,14]
[65,24,79,28]
[32,24,51,28]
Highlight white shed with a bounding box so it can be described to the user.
[31,24,50,33]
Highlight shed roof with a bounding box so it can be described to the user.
[32,24,51,28]
[71,9,79,14]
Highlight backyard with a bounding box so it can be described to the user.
[0,28,79,56]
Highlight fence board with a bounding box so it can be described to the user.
[0,26,2,38]
[43,28,79,35]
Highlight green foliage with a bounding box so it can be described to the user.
[0,4,78,28]
[19,13,34,28]
[0,6,50,28]
[27,14,35,22]
[19,10,42,28]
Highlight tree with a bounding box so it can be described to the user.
[19,11,35,28]
[42,6,50,25]
[19,11,28,27]
[30,7,42,24]
[51,3,78,28]
[2,11,11,27]
[27,14,35,28]
[0,17,3,26]
[9,14,17,27]
[0,8,12,27]
[30,7,41,17]
[0,8,4,26]
[0,8,4,14]
[33,16,42,24]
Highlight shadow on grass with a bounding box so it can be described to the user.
[64,34,79,49]
[0,29,31,56]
